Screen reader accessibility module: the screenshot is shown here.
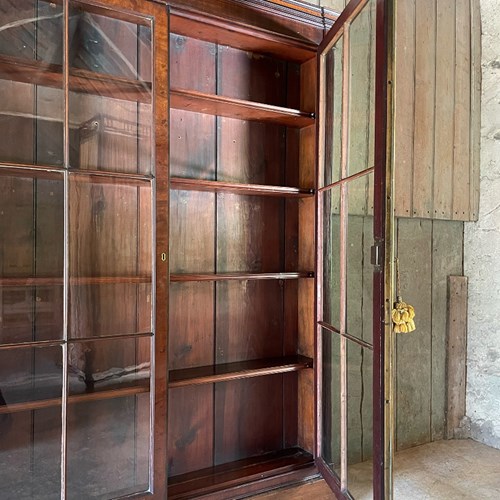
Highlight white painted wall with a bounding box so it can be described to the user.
[464,0,500,449]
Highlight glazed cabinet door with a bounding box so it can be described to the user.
[0,0,168,498]
[316,0,394,498]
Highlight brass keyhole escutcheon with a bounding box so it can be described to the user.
[161,252,167,262]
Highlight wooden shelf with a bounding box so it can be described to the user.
[170,88,315,128]
[168,447,315,499]
[0,381,150,415]
[170,272,314,282]
[170,177,314,197]
[0,54,151,103]
[170,9,318,63]
[169,355,313,388]
[0,276,152,286]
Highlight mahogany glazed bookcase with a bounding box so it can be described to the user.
[0,0,391,498]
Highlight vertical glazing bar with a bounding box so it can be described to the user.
[61,0,69,498]
[339,19,350,494]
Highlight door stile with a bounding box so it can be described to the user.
[338,19,350,493]
[372,0,394,498]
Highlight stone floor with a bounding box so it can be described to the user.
[255,439,500,499]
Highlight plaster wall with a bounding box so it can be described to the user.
[464,0,500,449]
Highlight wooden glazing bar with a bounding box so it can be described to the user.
[170,88,315,128]
[169,272,314,282]
[0,163,65,178]
[0,340,64,351]
[318,166,375,193]
[168,355,313,388]
[0,55,151,103]
[0,383,150,415]
[318,321,374,351]
[170,177,314,197]
[0,276,151,286]
[68,169,154,182]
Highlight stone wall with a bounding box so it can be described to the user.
[464,0,500,449]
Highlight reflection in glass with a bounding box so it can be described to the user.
[67,336,151,395]
[0,406,62,499]
[0,1,63,166]
[0,170,64,344]
[346,172,374,344]
[347,0,376,177]
[68,4,152,174]
[0,345,62,406]
[347,341,373,497]
[70,93,152,174]
[322,186,341,328]
[67,393,150,498]
[323,35,343,187]
[321,328,341,477]
[69,175,152,338]
[69,4,152,81]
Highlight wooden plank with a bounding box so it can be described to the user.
[215,281,284,363]
[169,190,215,274]
[393,0,415,217]
[168,355,313,388]
[168,282,215,370]
[168,447,314,499]
[169,10,317,64]
[469,0,481,221]
[431,220,464,441]
[345,216,364,465]
[452,0,471,220]
[361,216,374,460]
[412,0,436,218]
[346,2,374,216]
[170,272,313,281]
[214,377,284,465]
[432,0,456,220]
[446,276,468,439]
[170,177,313,197]
[396,218,433,450]
[170,89,315,128]
[167,385,214,477]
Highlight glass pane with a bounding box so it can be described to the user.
[0,345,62,498]
[347,341,373,497]
[67,393,150,498]
[68,336,151,396]
[322,186,341,328]
[69,4,151,80]
[0,170,64,344]
[322,34,343,188]
[0,407,62,499]
[0,1,63,166]
[68,5,152,174]
[347,0,376,177]
[0,345,62,406]
[346,172,374,344]
[321,328,341,478]
[69,175,152,338]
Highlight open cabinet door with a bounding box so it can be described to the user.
[315,0,394,498]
